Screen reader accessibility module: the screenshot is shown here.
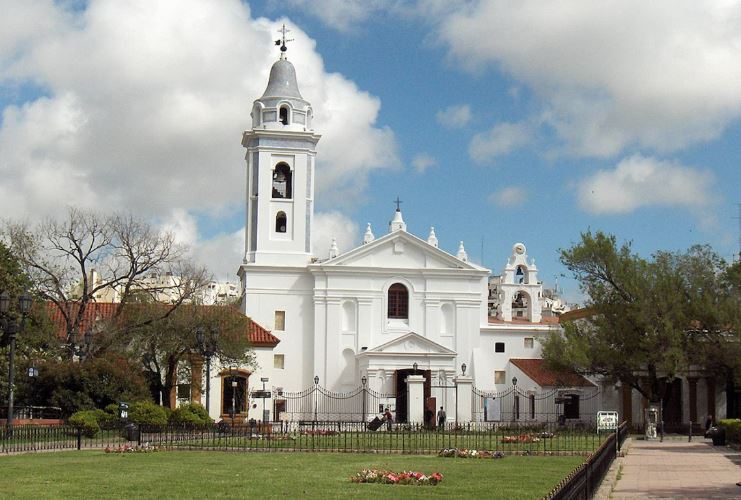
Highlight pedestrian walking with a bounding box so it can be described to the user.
[437,406,446,429]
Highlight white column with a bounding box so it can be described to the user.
[455,375,474,423]
[406,374,426,424]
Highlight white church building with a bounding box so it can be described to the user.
[221,47,601,425]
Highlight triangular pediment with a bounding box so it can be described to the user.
[316,231,486,272]
[360,332,456,356]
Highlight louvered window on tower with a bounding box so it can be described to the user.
[387,283,409,319]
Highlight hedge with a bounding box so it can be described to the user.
[718,419,741,443]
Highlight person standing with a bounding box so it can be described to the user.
[437,406,446,429]
[383,408,393,431]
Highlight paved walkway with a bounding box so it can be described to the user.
[605,438,741,499]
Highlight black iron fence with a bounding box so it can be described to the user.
[472,387,602,425]
[275,382,603,424]
[0,406,63,420]
[278,384,396,422]
[2,420,607,455]
[546,422,629,499]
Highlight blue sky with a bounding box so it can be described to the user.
[2,1,740,304]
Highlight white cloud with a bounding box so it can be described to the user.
[488,186,527,207]
[577,155,715,214]
[435,1,741,156]
[0,0,397,221]
[436,104,471,128]
[311,211,359,258]
[411,153,437,173]
[192,227,245,282]
[469,122,529,164]
[276,0,432,32]
[160,209,199,247]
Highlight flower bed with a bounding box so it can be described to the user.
[438,448,504,459]
[350,469,443,485]
[300,429,338,436]
[502,434,541,443]
[104,443,161,453]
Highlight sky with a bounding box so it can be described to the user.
[2,0,741,304]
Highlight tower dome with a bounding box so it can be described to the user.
[261,59,304,100]
[251,53,312,131]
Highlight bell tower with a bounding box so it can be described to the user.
[498,243,543,322]
[241,28,321,267]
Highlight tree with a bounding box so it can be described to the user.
[0,242,61,407]
[121,303,255,408]
[2,207,210,356]
[681,255,741,417]
[541,231,718,407]
[31,353,151,416]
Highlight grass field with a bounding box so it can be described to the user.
[0,450,584,499]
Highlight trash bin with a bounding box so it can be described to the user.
[124,423,139,442]
[707,426,726,446]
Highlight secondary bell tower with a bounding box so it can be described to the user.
[241,25,321,266]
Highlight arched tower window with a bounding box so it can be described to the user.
[272,163,292,199]
[515,265,528,284]
[275,212,287,233]
[512,291,531,320]
[279,106,289,125]
[388,283,409,319]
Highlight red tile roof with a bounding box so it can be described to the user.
[510,358,595,388]
[487,315,561,325]
[247,320,280,347]
[44,301,279,347]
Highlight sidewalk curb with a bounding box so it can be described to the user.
[594,437,632,500]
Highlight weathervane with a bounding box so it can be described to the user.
[275,24,294,58]
[394,196,403,212]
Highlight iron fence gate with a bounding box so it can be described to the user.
[275,384,395,422]
[472,386,603,426]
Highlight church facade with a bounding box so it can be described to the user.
[230,50,597,424]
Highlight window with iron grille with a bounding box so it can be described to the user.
[387,283,409,319]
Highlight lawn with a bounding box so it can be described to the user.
[0,450,584,499]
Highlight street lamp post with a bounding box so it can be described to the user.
[27,365,38,417]
[196,326,219,415]
[229,366,238,428]
[511,376,518,423]
[0,291,32,435]
[70,327,93,361]
[260,377,269,422]
[361,376,367,425]
[313,375,319,422]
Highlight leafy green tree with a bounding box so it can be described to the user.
[119,303,255,408]
[32,353,151,416]
[542,231,717,406]
[0,242,61,407]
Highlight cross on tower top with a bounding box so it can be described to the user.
[394,196,403,212]
[275,24,294,58]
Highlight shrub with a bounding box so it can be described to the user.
[128,401,169,426]
[718,419,741,443]
[169,403,213,426]
[68,410,103,437]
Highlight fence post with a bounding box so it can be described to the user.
[76,427,82,450]
[453,375,473,423]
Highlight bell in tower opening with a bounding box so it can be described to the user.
[272,163,292,199]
